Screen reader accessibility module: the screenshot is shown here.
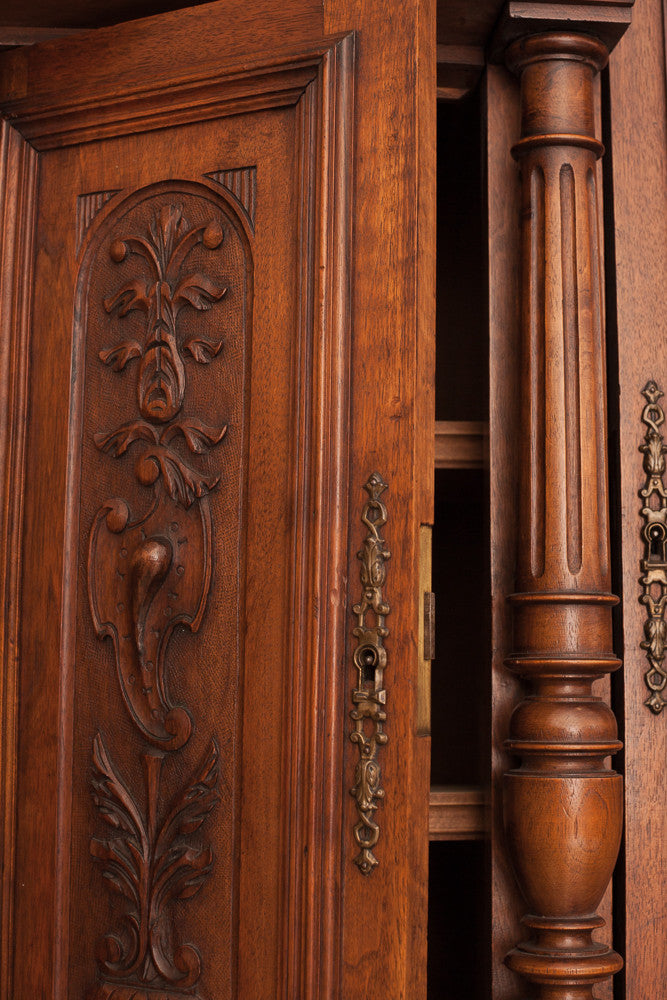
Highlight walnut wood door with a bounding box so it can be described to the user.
[0,3,434,999]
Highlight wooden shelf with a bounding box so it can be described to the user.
[435,420,486,469]
[429,785,486,841]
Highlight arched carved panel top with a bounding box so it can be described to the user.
[80,182,252,749]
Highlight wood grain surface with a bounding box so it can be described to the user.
[607,0,667,992]
[501,32,624,1000]
[0,1,435,998]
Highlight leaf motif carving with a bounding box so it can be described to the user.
[136,447,221,508]
[99,341,143,371]
[174,274,226,312]
[161,419,228,455]
[183,337,224,364]
[90,735,219,989]
[94,421,158,458]
[91,733,146,840]
[104,279,152,317]
[158,739,220,847]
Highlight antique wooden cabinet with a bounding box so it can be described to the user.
[0,1,665,999]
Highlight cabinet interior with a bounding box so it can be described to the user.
[429,84,490,998]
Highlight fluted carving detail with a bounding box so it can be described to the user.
[503,33,623,999]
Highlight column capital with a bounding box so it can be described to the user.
[490,1,634,62]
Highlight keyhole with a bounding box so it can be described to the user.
[649,523,666,561]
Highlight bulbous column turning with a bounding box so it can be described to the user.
[503,32,623,1000]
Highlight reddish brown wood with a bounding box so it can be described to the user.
[502,32,624,999]
[0,26,78,47]
[0,2,434,999]
[486,60,527,1000]
[0,118,37,1000]
[428,786,486,840]
[436,0,505,47]
[434,420,486,469]
[491,1,634,58]
[323,2,434,998]
[607,0,667,990]
[436,44,485,100]
[0,0,313,30]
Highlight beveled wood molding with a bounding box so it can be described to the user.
[0,118,38,1000]
[0,45,341,150]
[274,34,354,998]
[502,32,623,999]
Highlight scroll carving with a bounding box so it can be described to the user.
[350,473,390,875]
[86,193,238,998]
[639,379,667,713]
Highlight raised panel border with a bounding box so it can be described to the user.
[276,35,353,999]
[0,42,348,151]
[0,118,38,1000]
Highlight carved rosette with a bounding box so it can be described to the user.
[639,380,667,713]
[350,473,390,875]
[83,188,245,999]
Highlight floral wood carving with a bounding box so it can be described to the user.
[89,734,219,999]
[639,380,667,713]
[86,190,243,999]
[350,473,390,875]
[88,202,229,749]
[96,203,228,504]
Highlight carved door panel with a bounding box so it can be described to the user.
[0,3,433,1000]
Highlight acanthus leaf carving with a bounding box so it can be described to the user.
[90,733,219,996]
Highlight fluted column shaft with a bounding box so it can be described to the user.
[503,33,623,1000]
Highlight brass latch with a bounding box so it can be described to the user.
[418,526,433,736]
[423,591,436,662]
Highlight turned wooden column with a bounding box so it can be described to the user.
[503,33,623,999]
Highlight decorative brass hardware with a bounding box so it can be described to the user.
[350,472,390,875]
[639,380,667,714]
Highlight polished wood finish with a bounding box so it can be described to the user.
[434,420,486,469]
[428,786,486,840]
[0,0,214,29]
[491,0,634,57]
[607,0,667,990]
[0,2,435,998]
[437,0,505,47]
[486,60,526,1000]
[0,119,37,1000]
[324,1,435,993]
[502,31,624,999]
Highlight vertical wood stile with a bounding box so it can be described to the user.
[502,33,624,999]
